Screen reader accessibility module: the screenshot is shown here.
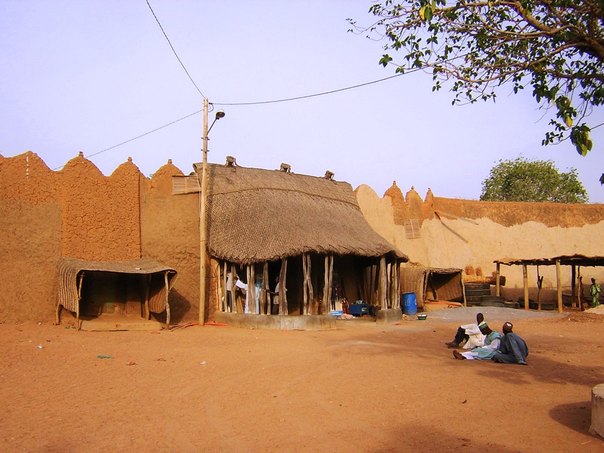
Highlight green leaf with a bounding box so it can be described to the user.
[379,54,393,67]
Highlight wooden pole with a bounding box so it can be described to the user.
[306,255,314,315]
[76,271,84,330]
[523,264,529,310]
[262,263,269,315]
[164,271,171,327]
[199,97,209,325]
[279,258,288,315]
[571,265,576,308]
[248,265,255,314]
[144,274,151,320]
[495,262,501,297]
[327,256,333,311]
[222,262,228,312]
[302,253,308,315]
[323,256,329,314]
[578,266,583,310]
[556,259,563,313]
[379,256,387,310]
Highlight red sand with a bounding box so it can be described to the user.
[1,313,603,452]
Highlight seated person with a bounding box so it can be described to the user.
[445,312,486,349]
[491,322,529,365]
[453,322,501,360]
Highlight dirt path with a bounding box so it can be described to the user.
[1,311,603,452]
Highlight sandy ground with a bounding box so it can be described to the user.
[1,307,604,453]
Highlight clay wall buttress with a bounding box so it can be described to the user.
[59,154,140,260]
[0,152,61,322]
[1,152,142,322]
[140,162,200,323]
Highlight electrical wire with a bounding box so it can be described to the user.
[51,109,203,170]
[214,72,406,106]
[57,70,414,169]
[145,0,205,99]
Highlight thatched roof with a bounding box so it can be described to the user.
[495,254,604,267]
[194,163,406,265]
[58,258,177,314]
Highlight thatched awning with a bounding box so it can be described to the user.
[400,265,464,307]
[495,254,604,267]
[57,258,177,315]
[195,164,407,265]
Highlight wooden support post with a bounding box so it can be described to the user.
[247,265,255,314]
[229,265,237,313]
[326,256,333,312]
[571,265,576,308]
[323,256,329,314]
[523,265,529,310]
[578,266,583,310]
[379,256,387,310]
[556,259,563,313]
[222,262,228,312]
[302,254,308,315]
[461,273,467,307]
[76,271,84,330]
[164,271,171,327]
[395,260,401,309]
[386,262,392,309]
[279,258,288,315]
[306,255,314,315]
[495,262,501,297]
[262,262,269,315]
[144,274,151,320]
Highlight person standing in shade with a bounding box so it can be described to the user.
[492,322,529,365]
[590,278,602,308]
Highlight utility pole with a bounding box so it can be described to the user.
[199,98,209,325]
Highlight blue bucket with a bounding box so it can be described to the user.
[402,292,417,315]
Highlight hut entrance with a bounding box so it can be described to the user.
[57,258,177,329]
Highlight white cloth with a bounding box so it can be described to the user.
[461,323,486,350]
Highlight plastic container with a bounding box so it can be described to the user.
[402,292,417,316]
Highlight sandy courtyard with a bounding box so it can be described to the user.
[1,309,603,452]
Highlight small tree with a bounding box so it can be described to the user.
[480,158,588,203]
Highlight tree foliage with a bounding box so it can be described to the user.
[480,157,588,203]
[348,1,604,157]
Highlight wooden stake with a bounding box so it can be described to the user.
[279,258,288,315]
[222,262,228,312]
[164,271,171,327]
[556,259,563,313]
[522,264,529,310]
[495,262,501,297]
[307,255,314,314]
[262,263,269,315]
[381,256,388,309]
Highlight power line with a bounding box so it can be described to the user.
[145,0,205,99]
[52,109,203,170]
[214,72,406,106]
[62,71,409,167]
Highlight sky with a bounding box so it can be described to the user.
[2,0,604,202]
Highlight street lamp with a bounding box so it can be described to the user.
[199,100,226,325]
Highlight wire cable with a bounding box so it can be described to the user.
[145,0,205,99]
[56,71,411,168]
[214,72,406,106]
[52,109,203,170]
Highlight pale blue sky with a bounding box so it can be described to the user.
[2,0,603,202]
